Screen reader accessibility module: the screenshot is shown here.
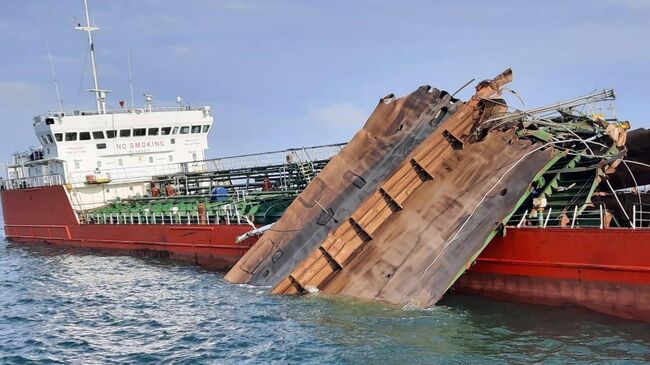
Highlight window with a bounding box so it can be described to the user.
[192,153,197,161]
[80,132,91,141]
[171,138,175,144]
[168,155,173,162]
[161,127,172,135]
[191,125,201,134]
[120,129,131,137]
[74,162,80,169]
[46,134,54,143]
[149,157,154,163]
[202,125,210,133]
[133,128,146,136]
[65,132,77,141]
[106,130,117,139]
[97,161,102,168]
[55,133,63,142]
[148,128,159,136]
[93,131,105,139]
[118,158,123,166]
[40,136,48,145]
[172,127,179,135]
[96,143,107,149]
[180,126,190,134]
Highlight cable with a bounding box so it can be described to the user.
[418,137,594,279]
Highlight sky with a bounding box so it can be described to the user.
[1,0,649,174]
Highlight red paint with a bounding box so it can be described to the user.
[456,228,650,322]
[1,186,258,269]
[4,186,650,321]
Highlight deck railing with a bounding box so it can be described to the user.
[632,203,650,229]
[65,143,346,186]
[37,105,208,119]
[82,206,250,226]
[2,143,347,190]
[0,174,64,190]
[509,203,608,229]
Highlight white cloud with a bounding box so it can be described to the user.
[306,103,368,129]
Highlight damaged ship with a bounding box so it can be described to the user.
[226,70,650,322]
[2,2,649,323]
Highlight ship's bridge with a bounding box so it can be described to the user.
[12,104,213,182]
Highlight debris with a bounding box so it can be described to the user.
[226,69,625,308]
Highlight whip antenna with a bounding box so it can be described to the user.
[46,42,64,113]
[127,47,135,109]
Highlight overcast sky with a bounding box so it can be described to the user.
[1,0,649,172]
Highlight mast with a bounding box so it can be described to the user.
[75,0,110,114]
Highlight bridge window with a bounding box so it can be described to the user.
[40,135,48,145]
[46,134,54,143]
[191,125,201,134]
[65,132,77,141]
[106,130,117,139]
[120,129,131,137]
[180,126,190,134]
[148,128,159,136]
[202,125,210,133]
[93,131,105,139]
[133,128,146,136]
[80,132,91,141]
[96,143,107,149]
[172,127,179,134]
[161,127,172,135]
[55,133,63,142]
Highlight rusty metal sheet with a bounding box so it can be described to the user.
[279,129,555,306]
[226,69,514,288]
[226,84,458,285]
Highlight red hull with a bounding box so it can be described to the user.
[1,186,257,269]
[3,186,650,321]
[455,228,650,322]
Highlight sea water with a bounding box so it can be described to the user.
[1,229,649,364]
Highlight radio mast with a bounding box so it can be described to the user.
[75,0,111,114]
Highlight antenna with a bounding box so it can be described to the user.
[127,47,135,109]
[74,0,111,114]
[46,42,64,113]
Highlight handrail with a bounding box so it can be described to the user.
[508,202,619,230]
[0,174,64,190]
[82,206,252,227]
[36,105,209,119]
[65,142,346,185]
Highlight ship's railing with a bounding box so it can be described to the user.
[201,143,346,172]
[508,203,611,229]
[66,143,347,185]
[81,205,250,226]
[0,174,64,191]
[37,105,209,119]
[632,203,650,229]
